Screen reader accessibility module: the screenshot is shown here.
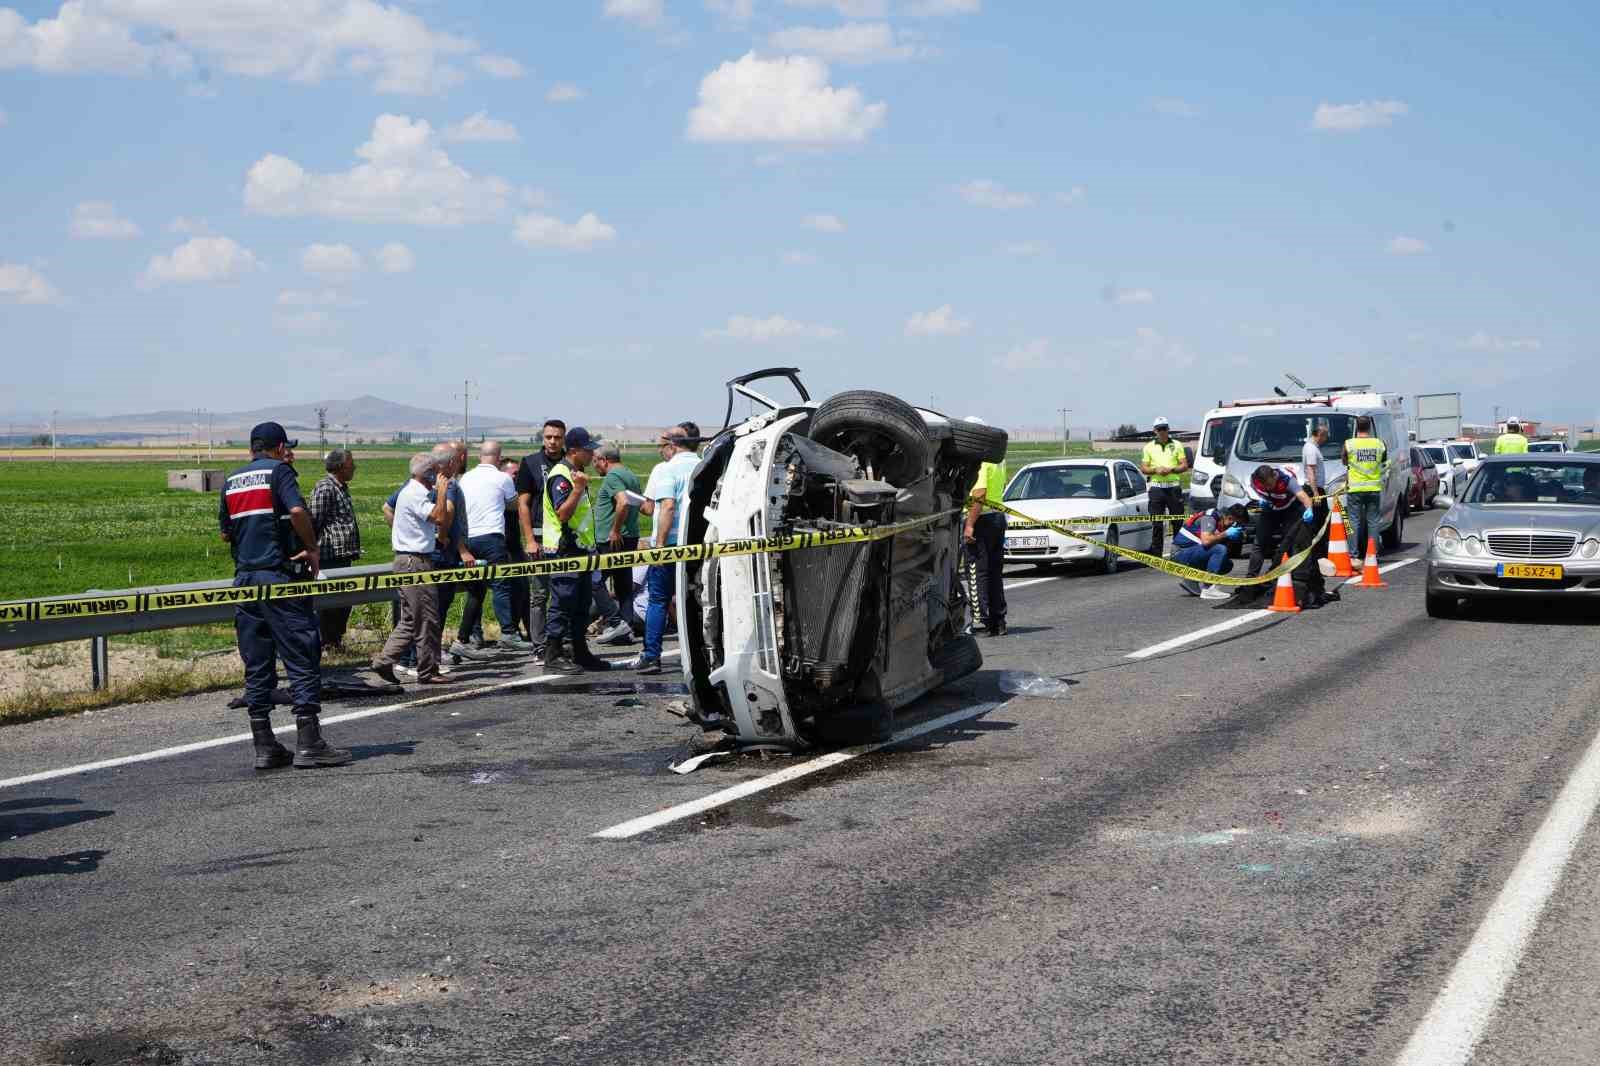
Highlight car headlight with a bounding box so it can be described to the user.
[1191,469,1207,487]
[1434,525,1461,555]
[1223,474,1245,499]
[1465,535,1485,557]
[1581,538,1600,559]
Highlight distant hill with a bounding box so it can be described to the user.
[51,395,526,439]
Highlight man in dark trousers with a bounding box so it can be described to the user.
[541,427,612,674]
[962,417,1009,637]
[516,419,567,656]
[220,422,352,770]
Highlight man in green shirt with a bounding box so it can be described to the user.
[591,443,644,643]
[1141,417,1189,557]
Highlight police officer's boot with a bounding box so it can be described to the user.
[293,710,354,768]
[542,641,580,675]
[571,630,612,673]
[249,713,293,770]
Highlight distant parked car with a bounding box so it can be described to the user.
[1001,459,1154,573]
[1409,447,1441,509]
[1528,440,1567,454]
[1420,443,1468,498]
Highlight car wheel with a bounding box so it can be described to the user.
[1382,499,1406,552]
[1425,591,1457,619]
[932,633,983,685]
[1101,526,1120,575]
[947,419,1009,463]
[808,390,932,488]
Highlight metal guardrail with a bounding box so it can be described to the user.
[1,564,400,687]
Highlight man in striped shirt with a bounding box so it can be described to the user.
[308,448,361,649]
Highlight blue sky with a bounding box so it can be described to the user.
[2,0,1597,432]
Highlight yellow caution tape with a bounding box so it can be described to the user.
[979,496,1335,588]
[0,510,958,626]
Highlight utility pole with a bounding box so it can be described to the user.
[315,406,329,451]
[51,409,58,461]
[456,380,478,443]
[1058,407,1072,455]
[207,411,214,461]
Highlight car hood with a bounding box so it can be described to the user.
[1441,502,1600,536]
[1002,497,1118,525]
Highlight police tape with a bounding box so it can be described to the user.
[0,510,960,627]
[979,496,1336,588]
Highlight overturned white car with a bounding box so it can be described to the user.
[676,369,1008,748]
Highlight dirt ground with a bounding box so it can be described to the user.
[1,640,242,707]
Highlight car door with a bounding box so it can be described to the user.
[1116,464,1154,551]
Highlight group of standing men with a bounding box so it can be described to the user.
[222,418,706,772]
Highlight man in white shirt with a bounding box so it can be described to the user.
[453,440,531,653]
[1301,422,1329,497]
[372,453,451,685]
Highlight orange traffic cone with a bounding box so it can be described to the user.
[1326,500,1355,578]
[1360,536,1387,588]
[1267,552,1301,613]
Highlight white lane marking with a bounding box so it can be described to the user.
[1003,576,1055,591]
[0,651,679,791]
[592,700,1004,840]
[1125,611,1273,660]
[1342,556,1421,588]
[1393,714,1600,1066]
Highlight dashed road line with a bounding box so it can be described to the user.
[0,650,678,791]
[592,700,1005,840]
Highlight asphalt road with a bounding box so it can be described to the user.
[6,507,1600,1065]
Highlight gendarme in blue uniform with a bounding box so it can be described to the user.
[221,446,322,717]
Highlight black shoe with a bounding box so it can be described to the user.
[1322,589,1341,603]
[542,645,581,675]
[249,715,293,770]
[571,635,612,673]
[983,624,1008,638]
[293,713,353,769]
[632,656,662,675]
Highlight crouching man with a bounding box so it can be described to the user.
[1175,503,1248,601]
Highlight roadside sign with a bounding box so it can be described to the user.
[1416,392,1462,441]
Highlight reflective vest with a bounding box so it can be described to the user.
[542,461,595,550]
[1343,436,1386,494]
[1141,439,1186,486]
[974,461,1007,504]
[1177,509,1218,547]
[1494,433,1529,454]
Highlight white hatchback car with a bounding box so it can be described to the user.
[1000,458,1155,573]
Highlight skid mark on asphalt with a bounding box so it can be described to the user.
[0,650,679,791]
[591,699,1009,840]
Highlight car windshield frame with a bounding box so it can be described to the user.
[1461,461,1600,506]
[1422,446,1448,464]
[1233,412,1357,463]
[1004,464,1112,502]
[1448,444,1476,461]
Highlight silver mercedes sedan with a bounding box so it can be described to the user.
[1426,453,1600,617]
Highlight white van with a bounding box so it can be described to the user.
[1189,404,1255,506]
[1215,391,1412,550]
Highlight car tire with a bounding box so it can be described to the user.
[947,419,1009,463]
[808,390,932,487]
[933,634,983,685]
[1100,526,1120,575]
[1382,498,1406,552]
[1425,591,1457,619]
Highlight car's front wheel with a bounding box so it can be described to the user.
[1100,526,1120,575]
[1382,498,1407,552]
[1426,591,1457,619]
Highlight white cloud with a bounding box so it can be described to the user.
[958,179,1033,209]
[1001,241,1049,257]
[998,338,1052,371]
[1387,235,1429,256]
[0,0,488,94]
[140,236,261,288]
[69,200,140,239]
[687,52,887,145]
[902,0,980,13]
[1465,331,1541,352]
[277,287,342,306]
[782,250,819,265]
[783,0,889,14]
[444,110,519,142]
[0,262,62,304]
[1056,185,1086,205]
[1148,96,1200,117]
[768,23,919,64]
[276,309,332,334]
[704,313,841,342]
[300,242,364,280]
[705,0,755,20]
[244,114,514,225]
[905,304,971,338]
[603,0,665,25]
[474,54,525,79]
[802,213,846,232]
[512,212,618,251]
[166,215,209,235]
[546,82,585,103]
[375,241,415,273]
[1311,99,1409,132]
[1104,286,1153,306]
